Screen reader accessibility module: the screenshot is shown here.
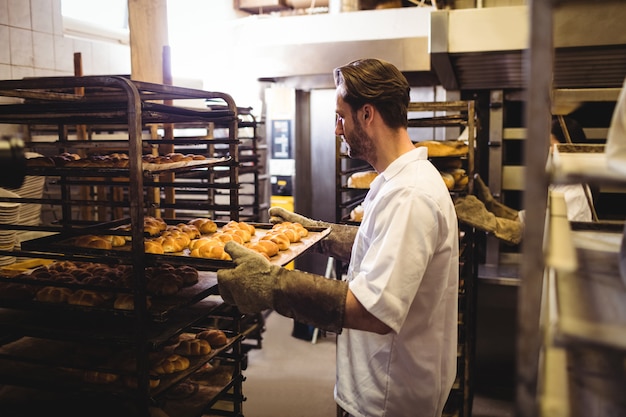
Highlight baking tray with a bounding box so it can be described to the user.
[0,270,220,323]
[20,221,330,271]
[25,156,231,177]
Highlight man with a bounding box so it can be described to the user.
[217,58,459,417]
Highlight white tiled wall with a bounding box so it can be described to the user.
[0,0,131,79]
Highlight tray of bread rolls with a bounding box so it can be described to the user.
[0,328,235,399]
[0,260,222,322]
[25,152,230,177]
[20,217,331,272]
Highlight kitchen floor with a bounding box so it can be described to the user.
[241,312,515,417]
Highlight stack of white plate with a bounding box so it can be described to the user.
[0,188,21,266]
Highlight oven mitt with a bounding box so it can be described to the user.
[268,206,357,263]
[474,174,520,220]
[454,195,522,245]
[217,241,348,333]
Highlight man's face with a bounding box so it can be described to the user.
[335,92,373,161]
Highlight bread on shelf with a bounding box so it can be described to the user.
[347,170,378,189]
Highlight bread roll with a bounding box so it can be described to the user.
[188,218,217,234]
[153,354,190,375]
[249,239,279,257]
[347,171,378,189]
[261,232,290,250]
[190,242,231,260]
[113,293,152,310]
[350,204,364,222]
[75,235,112,250]
[146,275,180,296]
[35,286,73,303]
[68,289,106,307]
[211,232,244,244]
[177,265,199,286]
[415,140,468,157]
[271,224,300,242]
[145,240,164,254]
[196,329,228,347]
[440,172,455,190]
[175,338,212,356]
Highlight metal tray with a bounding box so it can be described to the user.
[20,221,330,271]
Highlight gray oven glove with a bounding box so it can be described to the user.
[217,241,348,334]
[268,206,357,263]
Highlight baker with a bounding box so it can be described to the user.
[217,58,459,417]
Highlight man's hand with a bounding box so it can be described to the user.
[269,206,321,228]
[217,241,349,333]
[268,207,358,263]
[217,241,279,313]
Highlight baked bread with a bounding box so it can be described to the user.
[146,274,181,296]
[347,171,378,189]
[113,293,152,310]
[175,338,212,356]
[210,232,244,244]
[246,239,279,257]
[440,172,455,190]
[74,235,113,250]
[188,218,217,234]
[261,231,290,250]
[103,235,127,247]
[177,265,199,286]
[35,286,73,303]
[415,140,468,157]
[350,204,364,222]
[153,354,190,375]
[190,242,231,260]
[68,289,106,307]
[145,240,165,254]
[270,225,300,243]
[196,329,228,347]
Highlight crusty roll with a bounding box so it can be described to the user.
[211,232,244,244]
[188,218,217,234]
[68,289,106,307]
[270,226,300,243]
[175,338,212,356]
[222,227,251,243]
[74,235,113,250]
[113,293,152,310]
[196,329,228,347]
[103,235,127,247]
[243,243,272,260]
[249,239,279,257]
[347,170,378,189]
[440,172,455,190]
[153,354,190,375]
[146,275,181,296]
[350,204,364,222]
[177,265,199,286]
[261,231,290,250]
[190,242,231,260]
[189,237,221,251]
[35,286,73,303]
[145,240,165,254]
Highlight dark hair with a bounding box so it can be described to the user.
[551,116,587,143]
[333,58,410,129]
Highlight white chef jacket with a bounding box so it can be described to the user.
[335,147,459,417]
[550,183,593,222]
